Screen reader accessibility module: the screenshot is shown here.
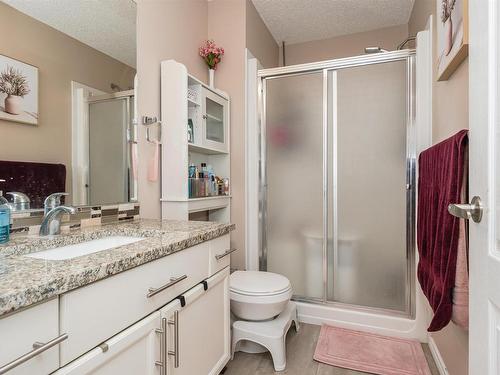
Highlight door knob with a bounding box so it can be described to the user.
[448,196,483,223]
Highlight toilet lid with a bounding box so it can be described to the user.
[230,271,291,296]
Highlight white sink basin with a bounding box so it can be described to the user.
[26,236,145,261]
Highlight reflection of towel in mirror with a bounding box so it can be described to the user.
[147,141,159,182]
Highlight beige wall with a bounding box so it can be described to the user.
[281,24,408,65]
[0,2,135,197]
[137,0,277,270]
[207,0,278,269]
[136,0,208,219]
[245,0,279,69]
[207,0,248,269]
[409,1,469,374]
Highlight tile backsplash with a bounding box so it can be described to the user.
[10,203,140,234]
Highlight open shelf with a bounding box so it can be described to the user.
[188,98,200,107]
[188,195,231,213]
[188,143,229,155]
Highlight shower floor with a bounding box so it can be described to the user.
[224,323,439,375]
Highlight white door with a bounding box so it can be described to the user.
[55,312,162,375]
[161,268,231,375]
[468,1,500,373]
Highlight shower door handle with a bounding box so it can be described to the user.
[448,196,483,223]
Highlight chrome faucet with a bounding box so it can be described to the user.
[39,206,76,236]
[44,192,69,215]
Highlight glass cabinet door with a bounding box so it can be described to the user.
[202,88,228,153]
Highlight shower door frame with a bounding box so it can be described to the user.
[258,50,416,318]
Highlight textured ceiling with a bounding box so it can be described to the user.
[2,0,136,68]
[252,0,415,45]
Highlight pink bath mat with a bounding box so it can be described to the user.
[313,325,431,375]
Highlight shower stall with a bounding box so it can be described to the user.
[258,50,416,317]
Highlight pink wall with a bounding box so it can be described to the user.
[208,0,247,268]
[408,1,469,374]
[136,0,208,219]
[281,24,408,65]
[207,0,279,269]
[137,0,278,270]
[246,0,279,68]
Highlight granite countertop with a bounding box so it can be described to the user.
[0,219,235,317]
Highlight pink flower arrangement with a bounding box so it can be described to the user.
[199,40,224,70]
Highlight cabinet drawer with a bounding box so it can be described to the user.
[60,242,209,366]
[0,299,61,375]
[208,234,231,275]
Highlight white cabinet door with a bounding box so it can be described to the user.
[161,268,231,375]
[201,88,229,153]
[0,299,61,375]
[55,311,162,375]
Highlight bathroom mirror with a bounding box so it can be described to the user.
[0,0,137,211]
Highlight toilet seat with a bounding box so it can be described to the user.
[230,271,291,296]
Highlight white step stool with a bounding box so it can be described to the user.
[231,301,299,371]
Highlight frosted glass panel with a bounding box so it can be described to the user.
[206,97,224,143]
[265,72,324,299]
[328,61,407,311]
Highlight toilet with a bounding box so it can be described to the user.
[230,271,299,371]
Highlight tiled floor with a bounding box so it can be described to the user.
[224,323,440,375]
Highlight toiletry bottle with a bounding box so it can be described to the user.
[0,191,10,244]
[188,164,196,198]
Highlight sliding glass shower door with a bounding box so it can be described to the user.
[328,61,409,312]
[264,72,324,300]
[261,54,414,315]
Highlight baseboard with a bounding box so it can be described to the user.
[428,336,449,375]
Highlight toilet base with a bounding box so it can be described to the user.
[231,301,299,372]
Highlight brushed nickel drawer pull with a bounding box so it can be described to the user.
[215,248,237,261]
[0,333,68,374]
[155,318,167,375]
[168,310,180,368]
[147,275,188,298]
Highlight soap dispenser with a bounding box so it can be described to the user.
[0,191,10,244]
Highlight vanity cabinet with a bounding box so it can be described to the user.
[59,241,209,365]
[54,268,230,375]
[53,311,162,375]
[161,267,230,375]
[0,299,62,375]
[0,234,232,375]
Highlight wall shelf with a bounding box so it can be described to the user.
[188,143,229,155]
[161,60,231,223]
[188,195,231,213]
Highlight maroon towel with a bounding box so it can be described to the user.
[0,160,66,208]
[417,129,468,332]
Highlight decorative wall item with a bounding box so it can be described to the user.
[437,0,468,81]
[199,40,224,88]
[0,55,38,125]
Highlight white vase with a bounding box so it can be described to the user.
[444,17,453,56]
[4,95,22,115]
[209,68,215,88]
